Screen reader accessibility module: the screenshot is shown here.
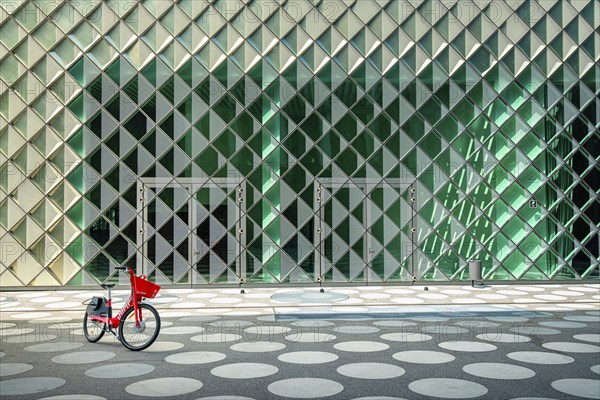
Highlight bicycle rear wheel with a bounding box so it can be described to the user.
[118,303,160,351]
[83,312,106,342]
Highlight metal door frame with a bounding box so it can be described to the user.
[315,178,416,284]
[137,177,245,284]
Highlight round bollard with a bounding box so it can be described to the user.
[469,260,482,287]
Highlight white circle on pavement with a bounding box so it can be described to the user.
[211,363,278,379]
[159,312,192,318]
[126,377,203,397]
[408,378,487,398]
[0,363,33,377]
[290,320,334,328]
[85,363,155,378]
[391,298,425,304]
[373,321,417,328]
[147,296,179,304]
[507,351,574,365]
[564,315,599,322]
[475,294,508,300]
[3,334,57,343]
[569,286,599,292]
[337,363,405,379]
[486,316,530,323]
[551,379,600,399]
[552,291,584,297]
[170,302,205,309]
[160,326,204,335]
[191,334,241,343]
[285,332,336,343]
[591,365,600,375]
[209,298,242,304]
[334,326,380,334]
[31,297,64,303]
[441,289,471,295]
[360,293,391,299]
[393,350,455,364]
[385,289,415,295]
[463,363,535,380]
[508,327,561,335]
[417,293,449,300]
[498,290,528,296]
[52,351,115,365]
[165,351,226,365]
[381,333,432,342]
[542,342,600,353]
[455,321,500,328]
[196,397,254,400]
[165,289,195,294]
[278,351,339,364]
[422,326,469,334]
[352,398,407,400]
[142,341,185,352]
[409,316,450,322]
[180,316,220,323]
[534,295,567,301]
[573,334,600,343]
[476,333,531,343]
[438,341,497,352]
[0,377,66,396]
[187,293,218,299]
[210,320,254,328]
[514,286,545,292]
[334,341,389,352]
[539,321,587,329]
[38,395,107,400]
[268,378,343,398]
[244,325,291,335]
[45,302,81,309]
[17,292,50,298]
[8,312,53,319]
[231,342,286,352]
[24,342,83,352]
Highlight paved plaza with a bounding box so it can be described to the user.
[1,283,599,399]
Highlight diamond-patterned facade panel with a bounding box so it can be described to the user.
[0,0,598,287]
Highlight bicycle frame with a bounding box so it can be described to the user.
[89,268,142,330]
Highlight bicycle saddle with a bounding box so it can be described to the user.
[101,284,116,289]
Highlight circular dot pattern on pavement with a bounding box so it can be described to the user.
[211,363,278,379]
[507,351,574,365]
[337,363,405,379]
[408,378,488,398]
[393,350,455,364]
[52,351,115,365]
[0,363,33,377]
[85,363,155,379]
[551,379,600,399]
[268,378,344,398]
[125,377,203,397]
[0,377,66,396]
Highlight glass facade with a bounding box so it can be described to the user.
[0,0,598,287]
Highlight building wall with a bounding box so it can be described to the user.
[0,0,598,287]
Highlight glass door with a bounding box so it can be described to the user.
[140,181,193,284]
[316,179,415,284]
[189,179,245,284]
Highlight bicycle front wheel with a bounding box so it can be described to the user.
[118,303,161,351]
[83,312,106,343]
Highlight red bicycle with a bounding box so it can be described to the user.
[83,266,161,351]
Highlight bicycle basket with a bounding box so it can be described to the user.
[133,276,161,299]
